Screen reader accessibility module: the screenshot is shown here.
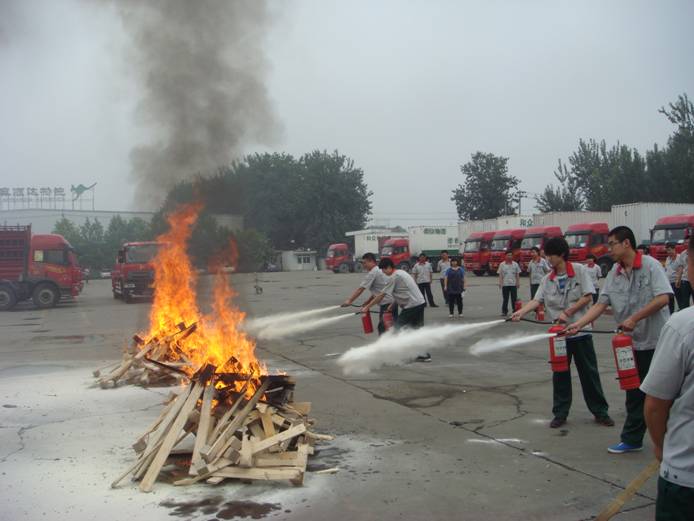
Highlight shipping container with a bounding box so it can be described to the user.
[532,211,611,229]
[345,228,408,259]
[609,203,694,245]
[408,225,459,255]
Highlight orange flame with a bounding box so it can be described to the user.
[141,204,266,392]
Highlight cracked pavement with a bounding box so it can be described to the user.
[0,272,657,520]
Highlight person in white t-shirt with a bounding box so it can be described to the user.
[585,254,603,305]
[411,254,438,307]
[498,251,521,316]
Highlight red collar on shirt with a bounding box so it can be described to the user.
[616,251,643,275]
[549,261,575,281]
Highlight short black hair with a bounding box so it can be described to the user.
[637,244,650,255]
[450,257,459,264]
[608,226,636,250]
[531,246,540,254]
[544,237,570,261]
[586,253,596,261]
[666,242,676,250]
[440,250,448,255]
[418,253,426,259]
[689,239,694,255]
[379,258,394,270]
[505,250,513,255]
[361,252,376,262]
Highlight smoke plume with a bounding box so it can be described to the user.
[109,0,281,208]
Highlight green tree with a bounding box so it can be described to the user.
[157,150,373,253]
[660,94,694,202]
[535,160,584,212]
[452,152,521,220]
[53,217,81,247]
[234,229,274,272]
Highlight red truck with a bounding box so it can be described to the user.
[462,231,496,276]
[518,226,563,272]
[325,243,361,273]
[488,228,527,275]
[565,222,612,275]
[111,241,161,302]
[379,238,413,271]
[0,225,83,311]
[649,214,694,262]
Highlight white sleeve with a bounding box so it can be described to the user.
[640,323,685,399]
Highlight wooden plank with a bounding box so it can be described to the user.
[255,453,300,467]
[211,466,302,482]
[260,411,277,438]
[305,431,334,442]
[139,381,204,492]
[200,380,269,463]
[251,424,306,455]
[190,383,215,475]
[595,459,660,521]
[139,386,192,458]
[207,381,250,444]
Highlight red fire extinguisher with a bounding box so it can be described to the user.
[536,304,545,321]
[548,325,569,372]
[382,311,394,331]
[514,300,523,312]
[612,331,640,390]
[361,311,374,334]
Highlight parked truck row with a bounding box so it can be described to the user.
[328,208,694,278]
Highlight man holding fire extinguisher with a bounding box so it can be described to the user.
[341,253,398,335]
[566,226,672,455]
[641,237,694,520]
[511,237,613,429]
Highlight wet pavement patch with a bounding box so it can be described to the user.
[160,497,281,519]
[307,445,349,472]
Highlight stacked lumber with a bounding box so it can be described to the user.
[94,323,196,388]
[112,367,331,492]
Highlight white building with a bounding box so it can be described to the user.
[279,250,317,271]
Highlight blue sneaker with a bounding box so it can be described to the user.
[607,442,643,454]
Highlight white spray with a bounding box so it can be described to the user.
[469,332,555,356]
[244,305,340,336]
[337,320,504,375]
[253,313,352,341]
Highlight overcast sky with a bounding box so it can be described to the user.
[1,0,693,227]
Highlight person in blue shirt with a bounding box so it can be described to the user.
[443,257,465,318]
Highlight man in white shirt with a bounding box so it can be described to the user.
[498,251,521,316]
[437,251,452,305]
[411,254,438,307]
[585,254,603,304]
[642,238,694,520]
[363,258,431,362]
[664,243,679,314]
[341,253,397,335]
[674,239,692,310]
[528,246,550,300]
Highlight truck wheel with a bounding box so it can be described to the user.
[599,258,613,278]
[338,263,350,274]
[354,262,364,273]
[487,269,497,276]
[397,262,410,271]
[0,286,17,311]
[123,290,133,303]
[474,270,486,276]
[32,283,59,309]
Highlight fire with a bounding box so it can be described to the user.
[140,204,266,393]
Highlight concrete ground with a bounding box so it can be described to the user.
[0,271,659,521]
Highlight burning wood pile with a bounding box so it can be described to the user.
[95,323,198,388]
[113,366,331,492]
[98,205,332,490]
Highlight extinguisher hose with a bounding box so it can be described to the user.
[349,304,381,315]
[507,317,615,334]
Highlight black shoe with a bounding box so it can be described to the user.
[550,417,566,428]
[595,415,615,427]
[415,354,432,363]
